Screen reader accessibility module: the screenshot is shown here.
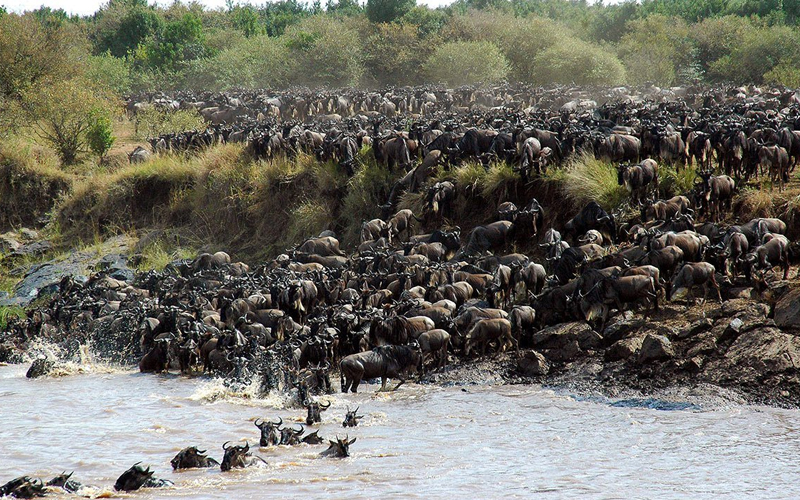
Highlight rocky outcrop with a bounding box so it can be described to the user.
[775,288,800,330]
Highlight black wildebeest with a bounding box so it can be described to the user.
[320,436,357,458]
[670,262,722,304]
[340,345,422,393]
[254,417,282,447]
[220,441,266,471]
[171,447,219,470]
[342,406,364,427]
[305,399,331,425]
[564,201,616,244]
[114,463,173,491]
[463,318,516,356]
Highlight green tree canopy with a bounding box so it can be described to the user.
[366,0,417,23]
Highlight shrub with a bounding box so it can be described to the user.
[366,0,416,23]
[22,79,117,165]
[85,52,132,95]
[186,34,291,90]
[561,153,627,211]
[533,39,626,86]
[134,107,206,140]
[707,25,800,84]
[618,14,693,86]
[423,40,509,87]
[283,16,365,87]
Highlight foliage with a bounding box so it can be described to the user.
[423,40,509,87]
[22,79,116,165]
[85,52,132,95]
[561,153,627,212]
[707,24,800,83]
[92,1,164,58]
[366,0,417,24]
[0,14,74,99]
[364,22,433,86]
[186,35,291,90]
[533,38,626,86]
[134,107,207,140]
[618,15,693,85]
[86,112,116,160]
[0,306,25,330]
[283,16,365,87]
[135,12,206,71]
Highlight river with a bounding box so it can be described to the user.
[2,362,799,499]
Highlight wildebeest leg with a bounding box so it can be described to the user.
[392,377,406,391]
[378,376,388,392]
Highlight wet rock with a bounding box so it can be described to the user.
[18,228,39,240]
[518,350,549,376]
[0,233,21,255]
[605,336,643,362]
[637,334,674,364]
[543,340,583,362]
[725,287,753,300]
[11,240,52,258]
[532,322,599,351]
[602,313,644,344]
[704,327,800,384]
[685,332,719,358]
[775,288,800,330]
[0,342,24,363]
[26,358,54,378]
[683,356,704,374]
[679,318,714,339]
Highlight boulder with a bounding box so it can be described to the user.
[518,350,550,376]
[703,327,800,384]
[532,322,601,351]
[605,336,644,361]
[543,340,583,362]
[637,334,674,364]
[775,288,800,330]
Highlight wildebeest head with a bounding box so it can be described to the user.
[305,399,331,425]
[280,424,305,446]
[171,446,219,470]
[220,441,252,471]
[342,406,363,427]
[301,430,325,445]
[1,477,46,499]
[254,417,282,447]
[320,435,357,458]
[114,463,154,491]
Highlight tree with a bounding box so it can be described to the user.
[364,23,431,85]
[92,2,163,58]
[22,79,116,165]
[618,15,693,85]
[366,0,416,24]
[0,14,73,99]
[533,39,626,86]
[423,41,509,87]
[136,12,206,70]
[230,5,264,37]
[283,16,365,87]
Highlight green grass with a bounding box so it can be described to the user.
[560,152,627,211]
[0,306,25,330]
[135,237,196,271]
[659,164,698,199]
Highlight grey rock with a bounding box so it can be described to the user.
[638,334,675,364]
[775,288,800,330]
[605,336,644,362]
[518,350,550,376]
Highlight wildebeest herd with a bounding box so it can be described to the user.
[3,83,800,496]
[1,402,359,498]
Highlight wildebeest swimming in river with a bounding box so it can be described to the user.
[114,463,173,491]
[171,447,219,470]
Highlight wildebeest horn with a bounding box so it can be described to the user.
[293,425,304,434]
[275,417,283,427]
[197,449,206,454]
[254,418,264,427]
[222,441,232,450]
[244,441,249,452]
[321,400,331,408]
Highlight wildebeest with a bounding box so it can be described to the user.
[758,144,790,191]
[340,345,422,393]
[220,441,265,471]
[304,399,331,425]
[463,318,515,356]
[618,159,658,203]
[301,430,325,445]
[418,328,450,372]
[741,236,791,280]
[342,406,364,427]
[697,173,734,221]
[171,447,219,470]
[254,417,282,446]
[579,275,658,330]
[320,436,357,458]
[139,338,171,373]
[670,262,722,304]
[279,424,305,445]
[459,221,515,257]
[114,463,173,491]
[564,201,616,244]
[1,477,46,499]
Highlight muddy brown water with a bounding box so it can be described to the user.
[2,362,800,499]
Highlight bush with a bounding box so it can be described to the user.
[366,0,416,23]
[134,107,206,140]
[186,34,291,90]
[283,16,365,87]
[707,25,800,84]
[364,22,431,86]
[85,53,132,95]
[533,39,626,86]
[423,40,509,87]
[86,113,115,160]
[561,153,627,211]
[22,78,117,165]
[618,15,693,86]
